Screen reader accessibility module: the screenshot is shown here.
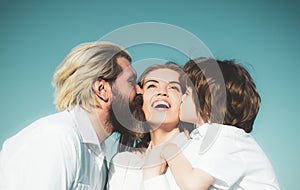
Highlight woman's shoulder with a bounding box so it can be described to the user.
[108,151,145,190]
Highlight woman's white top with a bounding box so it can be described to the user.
[108,123,280,190]
[107,132,189,190]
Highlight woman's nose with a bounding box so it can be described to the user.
[157,86,168,96]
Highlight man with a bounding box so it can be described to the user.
[0,41,143,190]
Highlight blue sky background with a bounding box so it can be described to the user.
[1,0,299,189]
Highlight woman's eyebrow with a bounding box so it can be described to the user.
[169,81,181,86]
[144,79,181,86]
[144,79,159,84]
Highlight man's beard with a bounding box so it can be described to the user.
[108,88,136,134]
[108,89,149,149]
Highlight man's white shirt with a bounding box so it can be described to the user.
[0,106,114,190]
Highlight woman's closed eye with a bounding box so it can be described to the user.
[169,85,181,92]
[146,84,157,89]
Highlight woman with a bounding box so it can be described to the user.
[107,62,192,190]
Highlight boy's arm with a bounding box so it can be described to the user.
[162,143,214,190]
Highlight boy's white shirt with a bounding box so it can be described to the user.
[144,123,280,190]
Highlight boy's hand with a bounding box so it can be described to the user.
[161,143,181,161]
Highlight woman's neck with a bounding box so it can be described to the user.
[196,116,205,127]
[150,124,180,147]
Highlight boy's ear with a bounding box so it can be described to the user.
[93,79,110,102]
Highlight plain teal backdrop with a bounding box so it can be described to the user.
[1,0,299,189]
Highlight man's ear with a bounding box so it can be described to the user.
[93,79,110,102]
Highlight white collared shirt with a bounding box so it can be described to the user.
[143,123,280,190]
[0,106,114,190]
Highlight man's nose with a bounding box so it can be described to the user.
[135,84,143,95]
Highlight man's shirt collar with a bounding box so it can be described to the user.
[69,106,100,148]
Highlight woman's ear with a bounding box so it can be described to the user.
[93,79,110,102]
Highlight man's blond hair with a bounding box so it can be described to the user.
[52,41,131,111]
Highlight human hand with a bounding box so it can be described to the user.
[161,143,181,161]
[143,145,168,180]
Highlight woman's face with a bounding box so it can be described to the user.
[142,68,183,128]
